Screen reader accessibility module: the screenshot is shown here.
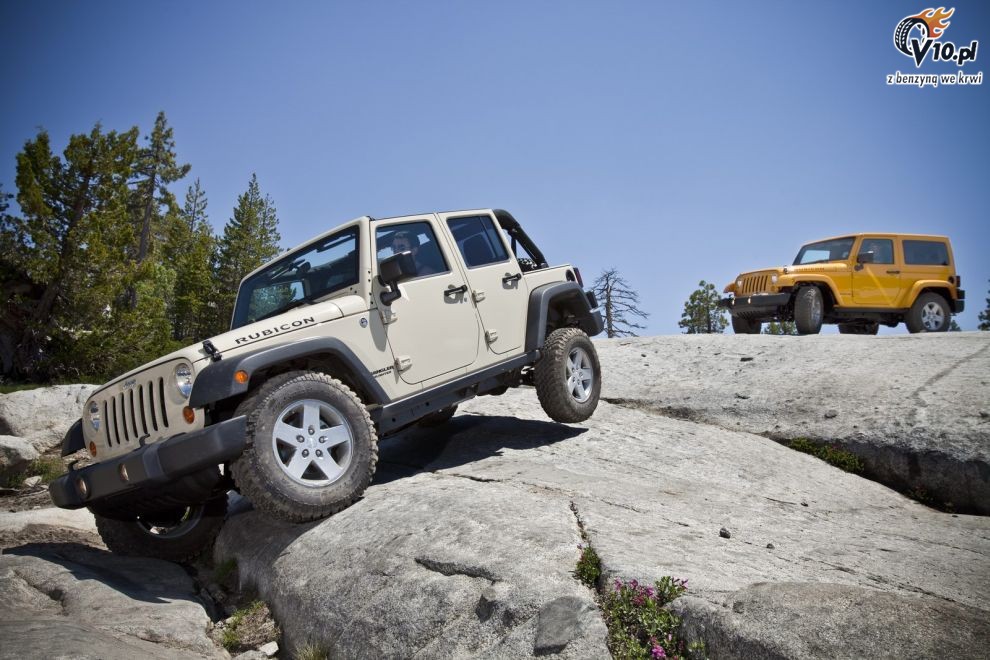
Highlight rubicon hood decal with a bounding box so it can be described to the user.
[233,316,317,345]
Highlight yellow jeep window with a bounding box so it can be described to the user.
[858,238,894,264]
[904,240,949,266]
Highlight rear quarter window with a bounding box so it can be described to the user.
[903,240,950,266]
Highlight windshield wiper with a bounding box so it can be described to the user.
[254,296,317,323]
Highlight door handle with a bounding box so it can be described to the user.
[886,270,901,274]
[444,284,468,297]
[502,273,522,284]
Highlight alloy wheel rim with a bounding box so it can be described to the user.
[566,347,594,403]
[271,399,354,487]
[136,505,204,538]
[921,302,944,331]
[810,294,823,326]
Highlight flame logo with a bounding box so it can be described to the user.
[911,7,954,39]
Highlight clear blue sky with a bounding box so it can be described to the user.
[2,1,988,333]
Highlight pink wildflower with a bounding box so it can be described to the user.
[652,644,667,658]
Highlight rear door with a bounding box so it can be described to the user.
[438,211,527,355]
[852,236,901,306]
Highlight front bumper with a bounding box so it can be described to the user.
[49,416,246,510]
[719,293,791,315]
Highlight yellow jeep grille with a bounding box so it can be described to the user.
[740,274,771,295]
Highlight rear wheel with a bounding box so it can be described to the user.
[95,494,228,562]
[794,287,824,335]
[906,293,950,333]
[731,316,762,334]
[231,371,378,523]
[535,328,601,423]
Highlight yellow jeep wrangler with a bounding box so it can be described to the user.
[719,234,965,335]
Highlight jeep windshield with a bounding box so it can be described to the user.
[231,226,359,329]
[793,237,855,265]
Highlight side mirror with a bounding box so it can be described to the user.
[378,252,418,305]
[856,251,875,264]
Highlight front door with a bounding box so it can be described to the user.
[438,211,528,355]
[373,217,479,385]
[852,237,901,306]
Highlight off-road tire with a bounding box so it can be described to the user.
[906,292,951,333]
[894,17,927,55]
[731,316,762,334]
[231,371,378,523]
[535,328,601,423]
[94,494,228,562]
[417,404,458,428]
[838,322,879,335]
[794,287,824,335]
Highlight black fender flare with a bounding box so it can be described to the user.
[525,282,605,352]
[189,337,389,408]
[61,419,85,457]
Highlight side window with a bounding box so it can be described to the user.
[858,238,894,264]
[375,221,449,278]
[903,240,949,266]
[446,215,509,268]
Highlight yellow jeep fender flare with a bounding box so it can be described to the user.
[905,280,956,306]
[782,275,845,307]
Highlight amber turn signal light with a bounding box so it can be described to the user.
[88,441,97,457]
[183,406,196,424]
[234,370,249,384]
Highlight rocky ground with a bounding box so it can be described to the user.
[1,333,988,659]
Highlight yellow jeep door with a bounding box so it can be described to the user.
[852,237,901,306]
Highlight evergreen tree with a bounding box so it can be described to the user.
[165,180,217,342]
[678,280,728,334]
[764,320,797,335]
[592,268,649,338]
[212,173,281,334]
[978,280,990,331]
[8,125,140,378]
[131,111,190,266]
[948,319,961,332]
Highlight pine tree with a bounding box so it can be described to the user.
[212,174,281,334]
[678,280,728,334]
[592,268,650,338]
[948,319,961,332]
[165,180,218,342]
[131,111,190,266]
[8,125,140,378]
[978,280,990,331]
[764,320,798,335]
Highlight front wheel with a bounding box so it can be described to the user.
[906,293,950,333]
[535,328,601,423]
[231,371,378,523]
[94,494,228,562]
[731,316,762,334]
[794,287,824,335]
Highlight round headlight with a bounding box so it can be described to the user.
[771,274,779,284]
[88,401,100,431]
[174,363,193,399]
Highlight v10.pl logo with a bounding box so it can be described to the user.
[893,7,978,67]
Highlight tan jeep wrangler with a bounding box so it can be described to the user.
[50,209,603,560]
[720,233,965,335]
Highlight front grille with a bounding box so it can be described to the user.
[741,275,771,295]
[102,378,172,448]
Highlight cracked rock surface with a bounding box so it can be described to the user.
[597,332,990,513]
[219,333,989,659]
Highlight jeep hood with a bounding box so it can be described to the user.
[89,300,347,398]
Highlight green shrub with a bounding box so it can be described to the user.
[788,438,864,474]
[575,544,601,588]
[602,577,704,659]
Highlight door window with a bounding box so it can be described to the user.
[858,238,894,264]
[375,221,449,277]
[446,215,510,268]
